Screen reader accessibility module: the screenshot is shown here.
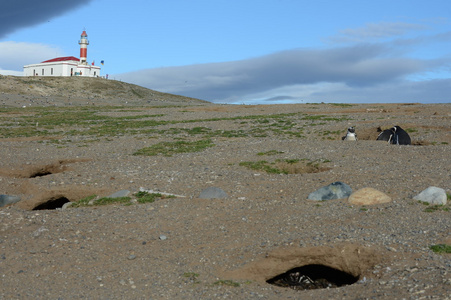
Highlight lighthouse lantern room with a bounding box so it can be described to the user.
[23,30,101,77]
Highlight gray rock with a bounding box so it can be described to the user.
[0,195,21,207]
[108,190,130,198]
[413,186,447,205]
[61,202,74,210]
[307,181,352,201]
[159,235,167,241]
[199,187,228,199]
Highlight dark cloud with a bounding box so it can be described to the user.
[118,44,445,103]
[0,0,93,39]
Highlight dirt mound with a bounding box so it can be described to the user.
[0,75,209,106]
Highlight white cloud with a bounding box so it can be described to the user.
[0,41,64,75]
[328,22,427,44]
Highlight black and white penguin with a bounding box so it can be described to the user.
[390,125,411,145]
[376,127,393,142]
[342,126,357,141]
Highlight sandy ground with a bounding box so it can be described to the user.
[0,98,450,299]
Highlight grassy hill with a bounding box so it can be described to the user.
[0,75,209,106]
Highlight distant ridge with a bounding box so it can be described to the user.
[0,75,209,106]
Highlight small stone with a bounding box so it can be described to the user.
[108,190,131,198]
[61,202,73,210]
[348,188,392,205]
[413,186,447,205]
[159,235,167,241]
[128,255,136,260]
[199,187,228,199]
[307,181,352,201]
[0,194,21,207]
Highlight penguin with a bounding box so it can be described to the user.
[390,125,411,145]
[376,127,393,142]
[342,126,357,141]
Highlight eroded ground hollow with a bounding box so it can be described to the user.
[267,264,359,290]
[32,196,70,210]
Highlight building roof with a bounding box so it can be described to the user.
[41,56,80,63]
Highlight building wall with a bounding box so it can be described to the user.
[77,64,101,77]
[23,62,101,77]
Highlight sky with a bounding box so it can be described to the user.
[1,0,451,104]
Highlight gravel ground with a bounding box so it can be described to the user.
[0,100,450,299]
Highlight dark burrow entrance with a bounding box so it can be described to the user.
[29,169,53,178]
[266,264,359,290]
[32,197,70,210]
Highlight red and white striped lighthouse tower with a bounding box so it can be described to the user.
[78,30,89,65]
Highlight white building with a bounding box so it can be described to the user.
[23,31,101,77]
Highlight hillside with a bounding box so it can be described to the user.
[0,75,209,107]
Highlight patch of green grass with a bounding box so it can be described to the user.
[257,150,284,156]
[240,158,331,174]
[70,195,97,208]
[419,201,450,212]
[135,191,162,203]
[429,244,451,254]
[213,280,240,287]
[133,139,214,156]
[186,126,211,134]
[331,103,354,107]
[0,105,351,142]
[405,128,418,133]
[239,160,283,174]
[183,272,200,283]
[93,196,131,206]
[424,205,449,212]
[69,195,131,207]
[321,130,342,136]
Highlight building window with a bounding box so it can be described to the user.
[94,71,96,76]
[42,69,44,75]
[51,68,53,75]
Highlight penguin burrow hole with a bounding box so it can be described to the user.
[226,244,384,291]
[29,169,53,178]
[27,164,66,178]
[32,196,70,210]
[266,264,359,290]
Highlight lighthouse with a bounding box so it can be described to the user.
[23,30,101,77]
[78,30,89,65]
